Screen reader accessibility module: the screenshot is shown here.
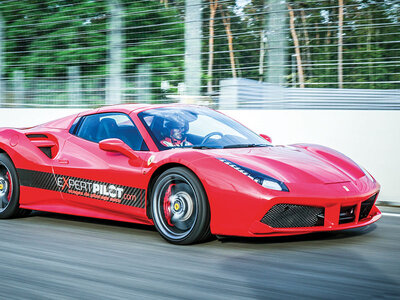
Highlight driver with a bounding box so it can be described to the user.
[161,118,192,147]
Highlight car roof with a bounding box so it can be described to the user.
[35,104,206,130]
[96,103,154,114]
[79,103,203,116]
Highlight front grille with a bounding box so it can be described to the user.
[339,205,356,224]
[261,204,324,228]
[359,194,377,220]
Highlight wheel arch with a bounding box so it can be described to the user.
[0,147,14,163]
[0,147,31,218]
[0,147,20,190]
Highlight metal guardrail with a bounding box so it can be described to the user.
[219,78,400,110]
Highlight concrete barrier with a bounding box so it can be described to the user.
[0,108,398,204]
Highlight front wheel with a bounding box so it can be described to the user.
[151,167,211,245]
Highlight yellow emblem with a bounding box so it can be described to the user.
[174,203,180,211]
[0,184,3,190]
[147,155,155,166]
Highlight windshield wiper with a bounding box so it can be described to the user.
[191,145,221,149]
[223,143,270,149]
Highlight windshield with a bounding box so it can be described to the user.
[138,106,271,150]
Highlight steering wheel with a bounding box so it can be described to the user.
[200,132,223,144]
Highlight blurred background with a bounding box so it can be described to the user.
[0,0,399,202]
[0,0,398,108]
[0,2,399,298]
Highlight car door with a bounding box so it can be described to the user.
[53,112,151,222]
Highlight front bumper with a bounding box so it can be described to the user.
[248,192,381,237]
[207,173,381,237]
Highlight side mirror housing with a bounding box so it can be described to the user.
[260,134,272,143]
[99,138,138,161]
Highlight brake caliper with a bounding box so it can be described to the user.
[6,172,11,201]
[163,184,175,226]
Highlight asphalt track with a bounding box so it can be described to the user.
[0,206,399,299]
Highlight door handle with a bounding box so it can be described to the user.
[58,159,69,165]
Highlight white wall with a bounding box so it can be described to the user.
[0,108,84,128]
[0,108,398,204]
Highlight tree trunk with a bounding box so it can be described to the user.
[207,0,218,94]
[235,55,242,78]
[326,30,331,44]
[338,0,344,88]
[160,0,168,8]
[219,4,237,78]
[300,9,312,77]
[287,3,305,88]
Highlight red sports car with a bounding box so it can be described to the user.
[0,104,381,244]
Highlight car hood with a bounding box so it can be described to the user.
[204,145,364,184]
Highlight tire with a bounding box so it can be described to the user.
[151,167,211,245]
[0,153,30,219]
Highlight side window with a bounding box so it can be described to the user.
[74,113,148,151]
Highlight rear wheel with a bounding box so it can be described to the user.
[0,153,30,218]
[151,167,211,245]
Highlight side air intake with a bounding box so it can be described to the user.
[261,204,324,228]
[25,133,58,159]
[359,194,377,220]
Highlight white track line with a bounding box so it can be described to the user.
[382,212,400,217]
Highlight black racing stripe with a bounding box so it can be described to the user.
[18,169,59,191]
[17,168,145,209]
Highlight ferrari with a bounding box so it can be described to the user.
[0,104,381,244]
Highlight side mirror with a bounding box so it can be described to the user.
[260,134,272,143]
[99,138,139,161]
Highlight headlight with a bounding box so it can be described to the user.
[218,158,289,192]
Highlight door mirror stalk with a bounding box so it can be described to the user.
[99,138,139,162]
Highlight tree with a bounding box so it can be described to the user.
[207,0,219,94]
[219,2,237,78]
[287,3,305,87]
